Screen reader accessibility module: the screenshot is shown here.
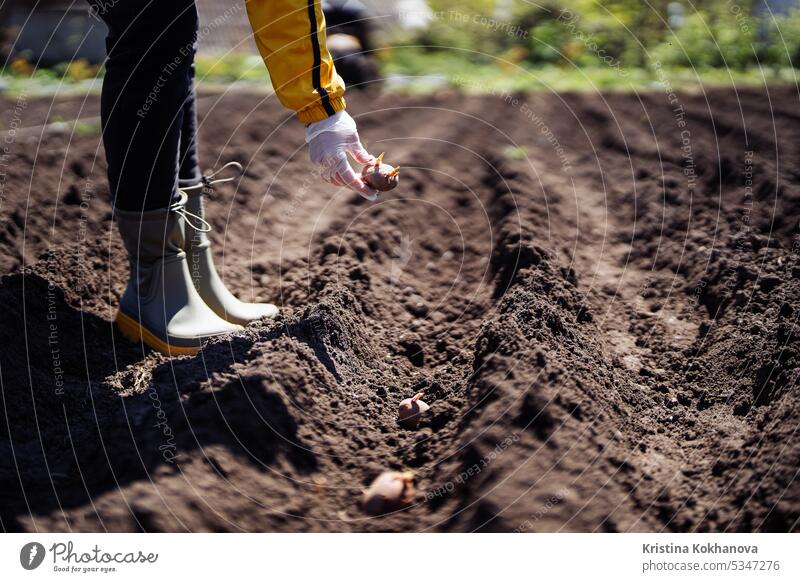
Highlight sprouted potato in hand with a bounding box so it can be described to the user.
[361,152,399,191]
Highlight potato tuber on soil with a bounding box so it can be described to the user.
[362,470,415,515]
[397,392,430,428]
[362,152,399,191]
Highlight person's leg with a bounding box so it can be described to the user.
[177,58,201,189]
[90,0,242,355]
[176,71,279,325]
[92,0,197,211]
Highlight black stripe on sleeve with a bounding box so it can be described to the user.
[306,0,336,117]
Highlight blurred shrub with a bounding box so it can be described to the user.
[60,59,100,81]
[8,57,33,76]
[4,57,100,81]
[764,8,800,68]
[527,19,565,64]
[650,8,756,69]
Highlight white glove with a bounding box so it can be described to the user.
[306,110,378,200]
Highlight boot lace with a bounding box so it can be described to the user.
[175,161,245,233]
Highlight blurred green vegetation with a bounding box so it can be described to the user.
[381,49,795,93]
[379,0,799,91]
[194,53,268,83]
[0,53,271,97]
[395,0,800,71]
[1,0,798,96]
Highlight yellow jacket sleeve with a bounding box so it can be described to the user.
[245,0,346,124]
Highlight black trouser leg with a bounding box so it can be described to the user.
[90,0,198,211]
[178,59,201,189]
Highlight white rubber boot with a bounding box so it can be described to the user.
[181,162,278,325]
[115,192,242,356]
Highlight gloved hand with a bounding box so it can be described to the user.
[306,110,378,200]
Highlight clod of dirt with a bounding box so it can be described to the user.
[398,393,430,428]
[362,152,399,191]
[362,471,415,515]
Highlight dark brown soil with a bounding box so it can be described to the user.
[0,85,798,532]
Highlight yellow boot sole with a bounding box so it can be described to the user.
[115,310,202,356]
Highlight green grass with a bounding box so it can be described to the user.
[194,53,269,84]
[503,145,529,160]
[380,48,798,94]
[1,49,796,101]
[73,120,100,135]
[0,73,101,98]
